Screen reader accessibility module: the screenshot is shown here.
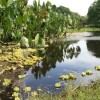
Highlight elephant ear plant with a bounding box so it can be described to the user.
[0,0,82,45]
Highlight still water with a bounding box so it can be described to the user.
[23,32,100,93]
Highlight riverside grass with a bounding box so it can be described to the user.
[28,80,100,100]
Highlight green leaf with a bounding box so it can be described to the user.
[68,15,72,25]
[35,34,45,47]
[16,16,23,25]
[0,28,3,35]
[20,36,29,48]
[3,19,13,30]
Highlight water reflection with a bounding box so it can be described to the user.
[24,32,100,95]
[87,40,100,58]
[32,41,81,79]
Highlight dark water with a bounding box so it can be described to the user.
[22,31,100,93]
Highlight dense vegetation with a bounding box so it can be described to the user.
[0,0,82,46]
[87,0,100,27]
[0,0,100,100]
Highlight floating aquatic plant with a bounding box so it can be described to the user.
[18,74,26,79]
[31,91,38,96]
[86,70,93,75]
[69,73,77,79]
[55,82,61,88]
[59,75,69,80]
[12,92,19,97]
[14,87,20,92]
[95,66,100,71]
[81,72,86,76]
[24,87,31,92]
[2,79,11,86]
[15,97,21,100]
[37,88,43,92]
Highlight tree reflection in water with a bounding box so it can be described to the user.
[87,40,100,58]
[32,41,81,79]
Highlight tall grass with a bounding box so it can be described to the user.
[27,80,100,100]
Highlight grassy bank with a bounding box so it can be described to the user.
[66,28,100,33]
[28,80,100,100]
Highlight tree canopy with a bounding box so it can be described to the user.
[87,0,100,27]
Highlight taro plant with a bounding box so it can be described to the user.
[0,0,82,46]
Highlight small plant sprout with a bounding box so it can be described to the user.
[55,82,61,88]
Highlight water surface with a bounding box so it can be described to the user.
[24,31,100,93]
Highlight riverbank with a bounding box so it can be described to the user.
[28,80,100,100]
[67,28,100,33]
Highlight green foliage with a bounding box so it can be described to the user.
[0,0,82,43]
[28,80,100,100]
[20,36,29,48]
[35,34,45,47]
[87,0,100,27]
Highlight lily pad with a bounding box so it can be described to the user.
[31,91,38,96]
[69,73,77,79]
[95,66,100,71]
[12,92,19,97]
[14,87,20,92]
[55,82,61,88]
[59,75,69,80]
[81,72,86,76]
[18,74,26,79]
[24,87,31,92]
[86,70,93,75]
[2,79,11,86]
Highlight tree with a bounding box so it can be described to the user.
[87,0,100,27]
